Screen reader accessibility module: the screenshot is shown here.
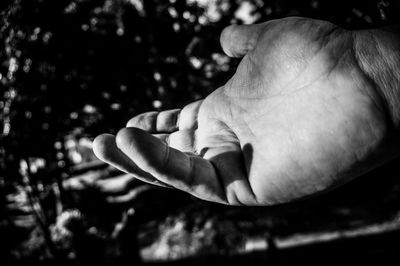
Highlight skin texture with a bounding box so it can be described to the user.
[93,17,400,206]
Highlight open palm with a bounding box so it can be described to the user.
[93,17,395,205]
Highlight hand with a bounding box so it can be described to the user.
[93,17,399,206]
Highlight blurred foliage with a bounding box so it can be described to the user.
[1,0,400,265]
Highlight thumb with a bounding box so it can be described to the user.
[220,22,267,57]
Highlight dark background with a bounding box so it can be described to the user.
[1,0,400,265]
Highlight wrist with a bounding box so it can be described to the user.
[352,25,400,131]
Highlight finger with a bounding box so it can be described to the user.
[178,100,203,130]
[220,22,267,57]
[153,129,196,153]
[126,100,204,133]
[95,173,139,194]
[116,127,257,205]
[116,127,225,203]
[93,133,170,188]
[126,109,181,133]
[106,185,154,204]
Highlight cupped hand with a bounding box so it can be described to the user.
[93,17,397,206]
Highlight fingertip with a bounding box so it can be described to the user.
[126,110,181,133]
[220,25,239,57]
[126,117,137,128]
[220,23,265,58]
[93,133,116,161]
[93,130,170,187]
[126,111,158,130]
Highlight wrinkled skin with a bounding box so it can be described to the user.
[93,17,398,206]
